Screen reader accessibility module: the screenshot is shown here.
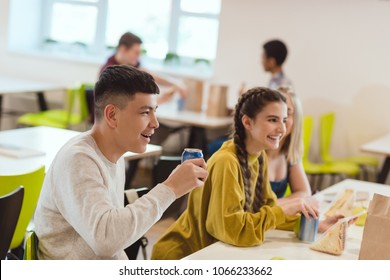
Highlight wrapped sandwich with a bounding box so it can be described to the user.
[310,220,347,256]
[324,189,354,217]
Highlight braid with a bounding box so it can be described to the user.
[233,92,254,212]
[234,135,252,211]
[252,155,264,212]
[232,87,286,213]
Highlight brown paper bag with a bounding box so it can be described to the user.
[358,193,390,260]
[207,85,228,117]
[184,79,203,112]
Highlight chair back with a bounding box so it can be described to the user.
[319,112,335,162]
[23,231,38,260]
[0,166,45,249]
[302,116,314,163]
[0,186,24,260]
[65,84,90,127]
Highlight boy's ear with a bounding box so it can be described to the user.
[104,104,118,128]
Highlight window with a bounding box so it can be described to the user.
[175,0,220,60]
[49,2,98,45]
[105,0,172,59]
[17,0,220,64]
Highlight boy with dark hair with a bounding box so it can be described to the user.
[34,65,207,260]
[101,32,143,71]
[262,39,292,89]
[101,32,186,100]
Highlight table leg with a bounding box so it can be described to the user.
[37,91,48,111]
[377,157,390,184]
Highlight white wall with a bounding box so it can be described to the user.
[214,0,390,162]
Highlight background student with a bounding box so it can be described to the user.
[262,39,292,89]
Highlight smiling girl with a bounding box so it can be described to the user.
[151,87,318,260]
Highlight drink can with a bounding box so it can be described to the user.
[181,148,203,163]
[299,214,319,243]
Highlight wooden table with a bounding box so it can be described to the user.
[0,76,67,128]
[156,104,233,155]
[0,126,162,175]
[361,133,390,184]
[184,179,390,260]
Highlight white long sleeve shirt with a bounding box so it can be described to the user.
[34,131,176,259]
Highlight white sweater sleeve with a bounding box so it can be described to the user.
[52,151,176,258]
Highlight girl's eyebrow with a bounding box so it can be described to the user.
[267,115,280,118]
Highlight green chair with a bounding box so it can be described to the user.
[319,112,378,180]
[283,184,292,197]
[0,166,45,250]
[18,84,90,129]
[23,231,38,260]
[302,116,360,191]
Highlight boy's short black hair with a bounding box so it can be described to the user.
[263,40,288,66]
[94,65,159,121]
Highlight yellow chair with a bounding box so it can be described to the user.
[302,116,360,190]
[0,166,45,250]
[18,84,89,129]
[319,112,378,180]
[283,184,292,197]
[23,231,38,260]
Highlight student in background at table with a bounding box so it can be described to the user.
[267,86,348,232]
[87,32,187,124]
[262,39,292,89]
[267,86,312,200]
[151,87,319,260]
[34,65,207,260]
[101,32,186,102]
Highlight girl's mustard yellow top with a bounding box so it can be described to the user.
[152,139,298,259]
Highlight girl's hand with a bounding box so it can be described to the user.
[318,215,358,233]
[280,197,319,220]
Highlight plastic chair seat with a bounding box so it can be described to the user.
[18,110,84,129]
[17,84,89,129]
[303,160,360,176]
[324,155,379,168]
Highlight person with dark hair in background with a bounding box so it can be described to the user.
[87,32,186,124]
[262,39,292,89]
[101,32,186,101]
[34,65,207,260]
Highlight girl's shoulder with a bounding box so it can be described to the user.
[208,141,240,167]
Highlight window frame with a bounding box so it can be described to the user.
[41,0,220,63]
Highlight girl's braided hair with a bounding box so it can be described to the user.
[232,87,286,212]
